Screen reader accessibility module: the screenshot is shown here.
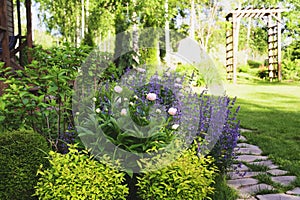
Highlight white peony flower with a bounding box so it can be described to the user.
[95,108,101,113]
[168,107,177,116]
[172,124,180,130]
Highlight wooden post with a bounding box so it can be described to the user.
[25,0,32,64]
[232,13,237,84]
[0,0,11,67]
[268,14,274,81]
[277,12,282,81]
[17,0,23,64]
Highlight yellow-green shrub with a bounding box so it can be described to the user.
[34,145,129,199]
[0,130,50,200]
[136,148,218,200]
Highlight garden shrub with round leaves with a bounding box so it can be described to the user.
[136,146,218,200]
[0,130,50,200]
[34,144,129,200]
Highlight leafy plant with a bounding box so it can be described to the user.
[0,130,50,200]
[0,44,91,152]
[34,144,129,200]
[136,144,218,200]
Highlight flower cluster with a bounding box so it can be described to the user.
[91,68,240,172]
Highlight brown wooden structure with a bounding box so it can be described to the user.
[226,7,287,83]
[0,0,33,69]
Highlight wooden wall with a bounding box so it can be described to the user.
[7,0,13,36]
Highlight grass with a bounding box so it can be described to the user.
[207,175,238,200]
[224,81,300,188]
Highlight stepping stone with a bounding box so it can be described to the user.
[227,178,258,189]
[271,176,297,186]
[240,128,254,133]
[237,143,260,149]
[236,147,263,155]
[239,135,247,142]
[250,160,279,169]
[287,188,300,196]
[257,193,300,200]
[267,169,288,176]
[231,163,249,172]
[239,183,273,195]
[237,197,257,200]
[236,155,268,162]
[228,171,265,180]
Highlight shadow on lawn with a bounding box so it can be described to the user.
[235,97,300,186]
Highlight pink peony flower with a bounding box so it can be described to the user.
[146,93,157,101]
[120,108,127,116]
[168,107,177,115]
[114,86,123,93]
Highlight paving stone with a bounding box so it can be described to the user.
[237,197,257,200]
[228,171,265,180]
[240,128,254,133]
[239,135,248,142]
[267,169,288,176]
[250,160,279,169]
[228,178,259,189]
[236,147,263,155]
[236,155,268,162]
[237,143,260,149]
[239,183,273,195]
[231,163,250,172]
[271,176,297,186]
[286,188,300,196]
[256,193,300,200]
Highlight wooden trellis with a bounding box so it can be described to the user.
[226,7,287,83]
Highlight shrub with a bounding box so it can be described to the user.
[0,130,50,200]
[0,44,91,152]
[136,146,218,200]
[34,144,129,200]
[247,60,263,68]
[238,65,250,73]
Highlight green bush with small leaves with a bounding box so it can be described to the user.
[0,130,50,200]
[34,144,129,200]
[136,147,218,200]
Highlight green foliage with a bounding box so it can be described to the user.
[238,65,250,73]
[282,43,300,81]
[208,175,238,200]
[247,60,263,68]
[136,146,217,200]
[0,130,50,200]
[176,64,205,87]
[0,44,91,151]
[34,144,129,200]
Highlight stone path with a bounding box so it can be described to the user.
[227,130,300,200]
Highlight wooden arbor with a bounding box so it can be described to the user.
[226,7,286,83]
[0,0,33,68]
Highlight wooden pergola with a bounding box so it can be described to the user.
[226,7,287,83]
[0,0,33,69]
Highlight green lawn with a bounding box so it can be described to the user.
[224,82,300,188]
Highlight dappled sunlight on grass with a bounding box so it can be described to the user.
[224,83,300,187]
